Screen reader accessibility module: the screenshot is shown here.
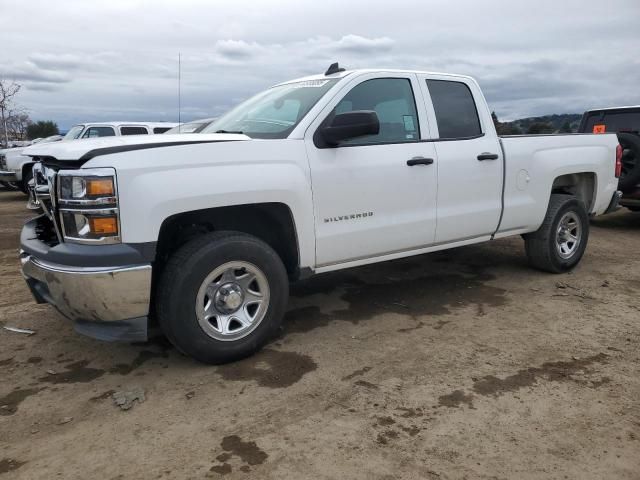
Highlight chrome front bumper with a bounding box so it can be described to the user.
[20,252,152,341]
[0,170,17,182]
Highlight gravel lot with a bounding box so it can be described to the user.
[1,188,639,479]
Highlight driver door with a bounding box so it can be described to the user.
[304,73,439,268]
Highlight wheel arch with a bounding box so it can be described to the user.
[550,172,597,213]
[155,202,301,279]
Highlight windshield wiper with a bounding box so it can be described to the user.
[215,129,243,134]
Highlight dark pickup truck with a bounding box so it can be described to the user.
[579,106,640,211]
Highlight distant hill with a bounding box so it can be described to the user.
[493,113,583,135]
[511,114,583,133]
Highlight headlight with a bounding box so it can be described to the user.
[57,168,120,244]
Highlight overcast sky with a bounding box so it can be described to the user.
[1,0,639,129]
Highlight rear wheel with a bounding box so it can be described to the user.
[156,231,289,364]
[524,194,589,273]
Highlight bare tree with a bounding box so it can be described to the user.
[0,79,22,147]
[6,108,31,140]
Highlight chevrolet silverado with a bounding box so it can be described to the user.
[19,64,622,363]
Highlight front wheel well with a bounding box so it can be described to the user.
[550,172,596,212]
[155,203,300,278]
[21,162,34,181]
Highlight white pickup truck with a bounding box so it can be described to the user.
[20,65,622,364]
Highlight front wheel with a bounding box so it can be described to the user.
[156,231,289,364]
[19,169,33,195]
[1,181,20,191]
[524,194,589,273]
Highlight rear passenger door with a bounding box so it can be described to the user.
[417,75,503,243]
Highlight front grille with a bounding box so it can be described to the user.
[34,215,60,247]
[31,162,63,244]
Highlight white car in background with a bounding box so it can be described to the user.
[63,121,178,140]
[0,121,177,193]
[0,135,63,191]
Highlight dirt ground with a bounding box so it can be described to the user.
[0,188,639,480]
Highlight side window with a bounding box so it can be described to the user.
[332,78,419,145]
[120,126,149,135]
[82,127,116,138]
[153,127,172,134]
[426,80,482,139]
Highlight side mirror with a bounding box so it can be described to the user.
[320,110,380,146]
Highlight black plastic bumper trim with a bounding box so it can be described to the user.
[74,317,148,342]
[21,216,157,267]
[604,191,623,214]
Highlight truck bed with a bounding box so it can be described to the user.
[496,133,619,237]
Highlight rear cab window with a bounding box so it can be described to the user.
[580,108,640,134]
[120,126,149,135]
[426,79,482,139]
[153,127,172,134]
[82,126,116,138]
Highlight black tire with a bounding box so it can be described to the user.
[0,181,19,191]
[617,133,640,192]
[19,168,33,195]
[524,194,589,273]
[156,231,289,364]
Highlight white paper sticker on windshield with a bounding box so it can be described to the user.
[289,80,331,88]
[403,115,416,131]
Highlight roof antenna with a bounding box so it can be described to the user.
[325,62,345,76]
[178,53,182,132]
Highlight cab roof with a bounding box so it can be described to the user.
[70,121,179,128]
[585,105,640,113]
[276,68,476,87]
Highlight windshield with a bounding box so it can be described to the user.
[63,125,85,140]
[164,119,214,134]
[202,79,338,139]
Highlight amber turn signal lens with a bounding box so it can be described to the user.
[89,216,118,235]
[86,178,115,196]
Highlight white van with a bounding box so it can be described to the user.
[64,121,179,139]
[1,121,178,192]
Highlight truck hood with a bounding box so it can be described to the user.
[22,133,250,163]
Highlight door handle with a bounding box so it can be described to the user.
[477,152,499,161]
[407,157,434,166]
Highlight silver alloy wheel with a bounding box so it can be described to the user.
[555,211,582,259]
[195,261,270,342]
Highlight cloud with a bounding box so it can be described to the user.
[1,0,638,127]
[3,61,72,84]
[215,39,262,60]
[28,53,82,70]
[332,34,394,54]
[23,83,61,92]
